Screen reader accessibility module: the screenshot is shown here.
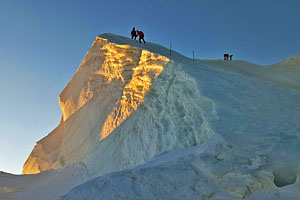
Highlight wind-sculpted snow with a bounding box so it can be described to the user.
[22,34,214,179]
[2,34,300,200]
[58,134,300,200]
[99,45,169,140]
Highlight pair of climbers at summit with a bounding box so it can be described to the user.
[131,27,146,44]
[224,54,233,60]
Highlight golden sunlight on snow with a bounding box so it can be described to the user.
[23,38,169,175]
[100,47,169,140]
[59,86,94,121]
[97,43,140,82]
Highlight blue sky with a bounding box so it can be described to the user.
[0,0,299,174]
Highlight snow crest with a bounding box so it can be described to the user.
[22,36,215,179]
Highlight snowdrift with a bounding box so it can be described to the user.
[1,33,300,200]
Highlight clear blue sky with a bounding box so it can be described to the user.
[0,0,299,174]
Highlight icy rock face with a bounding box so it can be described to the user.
[22,36,215,176]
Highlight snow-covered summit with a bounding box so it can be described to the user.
[22,33,215,176]
[1,33,300,200]
[97,33,192,64]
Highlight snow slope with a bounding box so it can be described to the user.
[0,165,88,200]
[198,56,300,90]
[59,134,300,200]
[1,33,300,200]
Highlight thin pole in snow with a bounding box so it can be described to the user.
[192,51,195,61]
[170,43,172,56]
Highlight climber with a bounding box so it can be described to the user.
[230,55,233,60]
[136,30,146,44]
[224,54,229,60]
[131,27,137,40]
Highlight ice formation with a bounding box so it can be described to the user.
[1,33,300,200]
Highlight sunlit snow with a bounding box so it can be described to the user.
[1,33,300,200]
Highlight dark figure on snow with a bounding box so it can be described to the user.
[230,55,233,60]
[131,27,137,40]
[136,30,146,44]
[224,54,229,60]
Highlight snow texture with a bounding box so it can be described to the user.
[59,135,300,200]
[1,33,300,200]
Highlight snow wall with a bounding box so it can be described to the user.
[22,34,215,178]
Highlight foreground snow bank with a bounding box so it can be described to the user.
[58,134,300,200]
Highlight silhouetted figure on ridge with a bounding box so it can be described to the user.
[224,54,229,60]
[136,30,146,44]
[230,55,233,60]
[131,27,137,40]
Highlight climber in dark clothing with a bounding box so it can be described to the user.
[131,27,137,40]
[230,55,233,60]
[224,54,229,60]
[136,30,146,44]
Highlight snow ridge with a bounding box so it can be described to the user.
[22,34,215,180]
